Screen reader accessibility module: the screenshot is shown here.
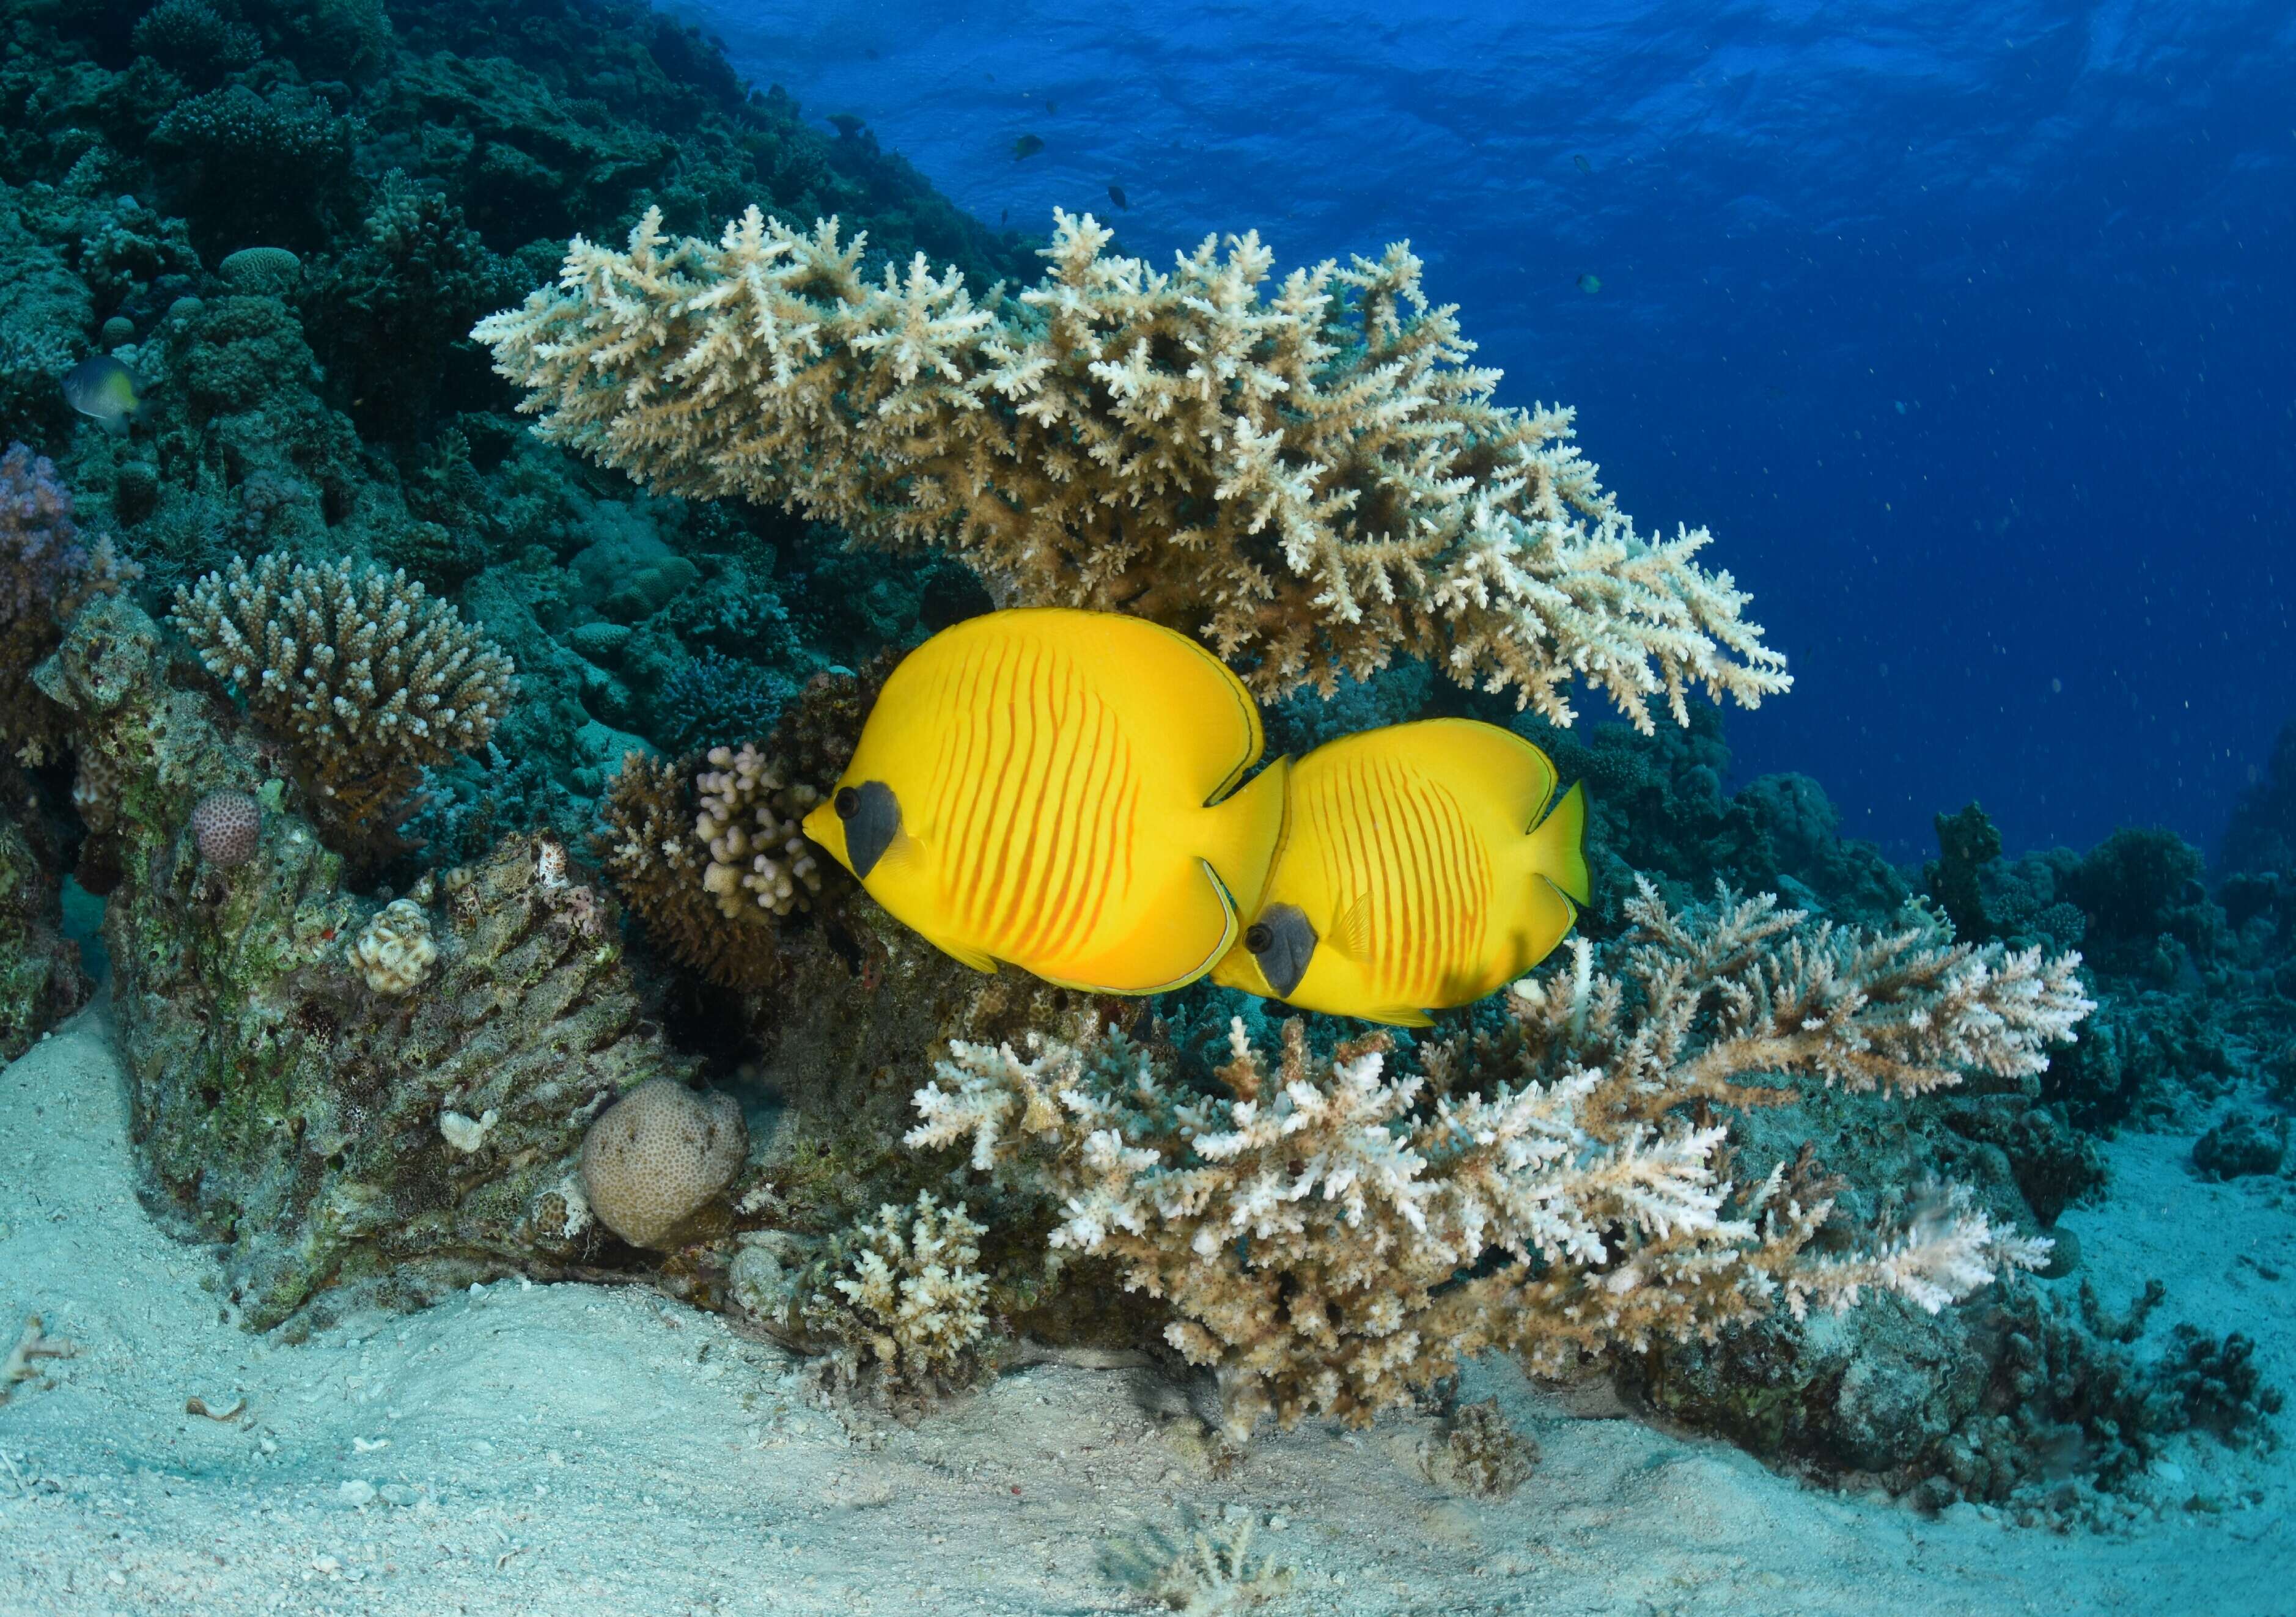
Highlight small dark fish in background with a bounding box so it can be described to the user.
[62,354,144,433]
[1045,98,1059,115]
[1573,153,1592,174]
[1576,272,1602,294]
[1107,182,1129,210]
[828,112,864,138]
[1012,133,1045,160]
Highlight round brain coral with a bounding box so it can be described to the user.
[580,1079,748,1249]
[189,789,261,866]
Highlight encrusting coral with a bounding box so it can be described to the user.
[911,880,2091,1440]
[35,595,698,1327]
[477,208,1790,728]
[0,775,88,1061]
[172,552,517,840]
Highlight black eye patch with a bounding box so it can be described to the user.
[1245,903,1317,997]
[842,780,901,879]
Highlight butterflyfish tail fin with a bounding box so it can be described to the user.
[1198,755,1289,919]
[1526,780,1591,906]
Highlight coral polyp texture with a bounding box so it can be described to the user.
[346,896,439,994]
[189,788,262,867]
[911,881,2091,1440]
[478,208,1790,728]
[578,1077,749,1249]
[171,553,516,834]
[695,743,823,920]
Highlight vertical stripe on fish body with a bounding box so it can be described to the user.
[802,608,1290,994]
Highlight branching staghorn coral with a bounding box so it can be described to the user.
[910,880,2092,1440]
[172,553,515,835]
[797,1192,992,1396]
[477,208,1789,727]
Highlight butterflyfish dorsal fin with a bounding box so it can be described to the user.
[1399,718,1561,833]
[1015,609,1266,806]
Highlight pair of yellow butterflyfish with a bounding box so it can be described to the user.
[800,609,1589,1027]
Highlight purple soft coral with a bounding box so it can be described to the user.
[0,442,86,624]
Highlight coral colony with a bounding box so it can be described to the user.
[0,0,2281,1552]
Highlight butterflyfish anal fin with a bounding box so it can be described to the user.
[1518,873,1580,964]
[1363,1006,1437,1029]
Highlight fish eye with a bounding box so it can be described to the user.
[834,787,859,820]
[1244,922,1273,953]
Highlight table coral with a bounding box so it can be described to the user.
[477,207,1791,729]
[912,880,2089,1440]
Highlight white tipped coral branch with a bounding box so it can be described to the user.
[1,1313,78,1407]
[477,208,1790,727]
[907,883,2088,1442]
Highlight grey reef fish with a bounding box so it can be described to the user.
[62,355,145,433]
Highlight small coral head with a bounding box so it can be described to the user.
[190,790,262,867]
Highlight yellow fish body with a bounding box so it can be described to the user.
[1211,718,1589,1026]
[802,608,1290,993]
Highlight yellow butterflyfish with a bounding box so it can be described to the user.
[801,608,1290,994]
[1210,718,1589,1026]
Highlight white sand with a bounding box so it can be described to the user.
[3,999,2290,1616]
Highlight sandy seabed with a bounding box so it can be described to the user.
[2,1000,2291,1616]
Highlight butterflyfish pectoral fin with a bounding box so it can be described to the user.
[1330,890,1375,962]
[1363,1005,1437,1029]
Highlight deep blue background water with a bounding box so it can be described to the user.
[669,0,2292,862]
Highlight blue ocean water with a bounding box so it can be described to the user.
[671,0,2294,863]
